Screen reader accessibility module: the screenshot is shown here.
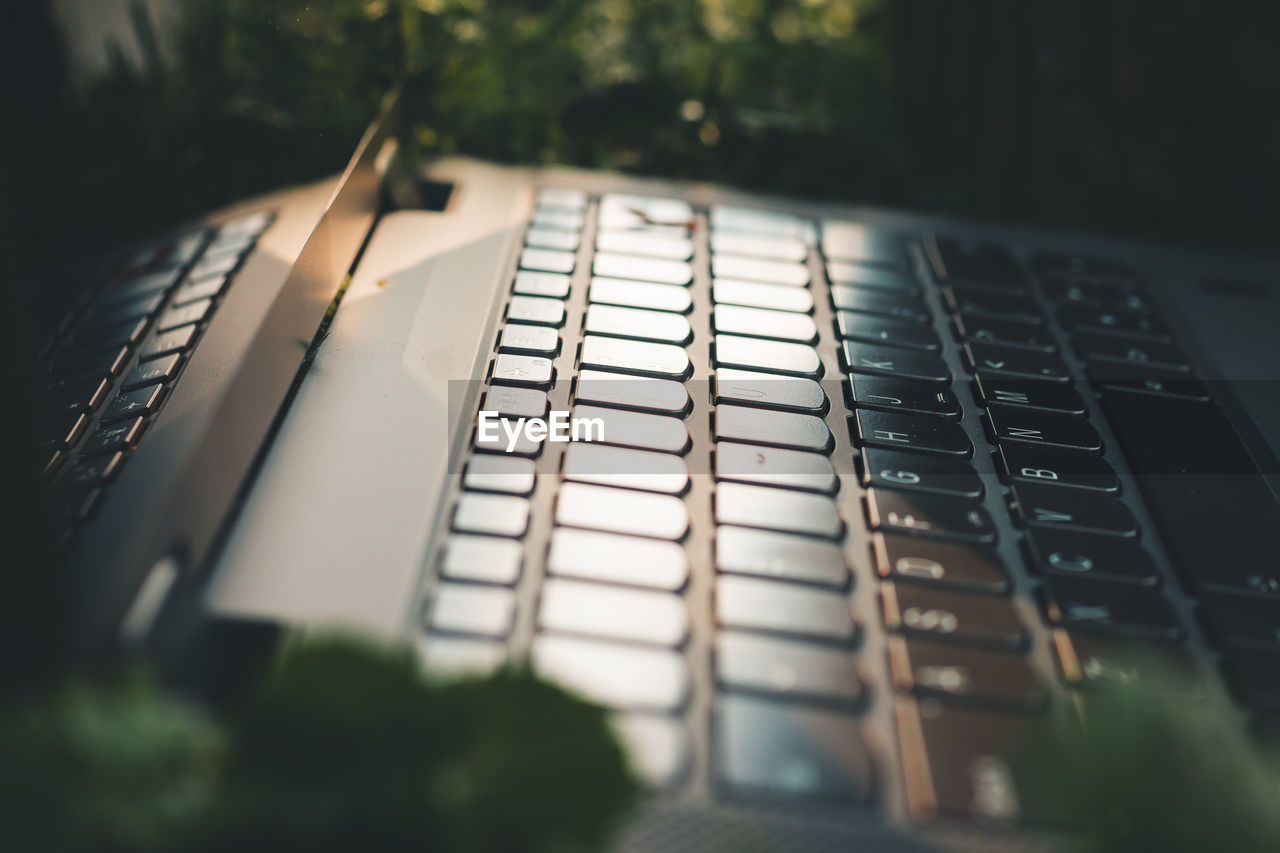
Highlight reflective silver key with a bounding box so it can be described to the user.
[820,221,909,269]
[709,205,816,244]
[589,277,693,313]
[575,369,690,415]
[713,368,827,414]
[599,194,694,229]
[713,305,817,343]
[710,231,807,262]
[513,270,571,298]
[535,187,588,211]
[563,442,690,494]
[492,353,553,387]
[580,335,691,380]
[507,295,565,326]
[475,416,541,456]
[613,715,690,787]
[557,482,689,539]
[715,482,843,539]
[596,232,693,260]
[442,534,523,584]
[499,323,559,355]
[716,526,849,587]
[453,493,530,537]
[533,635,690,711]
[482,386,547,419]
[712,279,814,313]
[716,442,837,492]
[717,631,864,705]
[585,304,692,345]
[594,253,693,286]
[548,528,689,590]
[714,404,832,452]
[717,575,857,642]
[712,255,810,287]
[521,247,575,274]
[530,207,585,231]
[571,404,690,454]
[524,227,580,251]
[539,579,689,647]
[428,583,516,637]
[463,454,536,494]
[417,635,507,677]
[827,261,918,294]
[715,335,822,378]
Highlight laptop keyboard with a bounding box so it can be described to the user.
[434,187,1279,821]
[34,210,274,542]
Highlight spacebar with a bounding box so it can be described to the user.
[1100,389,1280,600]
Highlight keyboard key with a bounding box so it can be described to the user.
[121,353,181,390]
[463,454,536,495]
[713,369,827,414]
[589,277,693,313]
[872,534,1009,595]
[482,386,547,419]
[709,206,815,242]
[571,405,690,454]
[104,268,181,303]
[156,298,213,332]
[883,583,1027,650]
[139,325,197,360]
[859,448,983,499]
[452,493,529,537]
[713,279,814,313]
[1054,632,1202,698]
[594,252,692,286]
[853,410,973,457]
[187,252,240,283]
[530,208,585,231]
[717,576,857,644]
[418,636,507,678]
[613,714,690,788]
[533,635,689,711]
[520,247,575,274]
[715,695,874,802]
[60,451,126,491]
[986,409,1102,454]
[574,370,690,415]
[964,342,1068,381]
[826,262,919,295]
[928,237,1026,290]
[580,335,691,380]
[81,417,146,457]
[716,482,843,539]
[596,232,693,260]
[821,221,909,269]
[441,534,523,585]
[1025,529,1160,586]
[600,194,694,229]
[1221,652,1280,713]
[499,323,559,356]
[713,305,818,343]
[1198,592,1280,654]
[953,313,1055,351]
[865,489,996,544]
[548,528,689,591]
[97,290,165,324]
[843,342,950,385]
[1031,251,1135,280]
[428,583,516,637]
[557,482,688,540]
[513,270,572,298]
[888,637,1048,713]
[101,384,165,422]
[524,227,580,251]
[1088,361,1211,401]
[1057,304,1170,341]
[711,231,807,262]
[711,255,809,287]
[848,376,961,419]
[1042,576,1183,642]
[170,275,226,306]
[1010,483,1138,537]
[997,444,1119,493]
[716,526,848,587]
[540,579,688,647]
[716,442,837,492]
[836,312,939,351]
[943,285,1041,323]
[41,377,109,420]
[715,335,823,378]
[535,187,587,211]
[1073,333,1191,372]
[562,442,690,493]
[714,404,832,452]
[717,631,863,705]
[474,416,543,457]
[492,353,554,387]
[584,304,692,344]
[39,412,90,451]
[829,285,929,322]
[974,375,1087,417]
[507,294,566,326]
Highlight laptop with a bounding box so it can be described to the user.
[20,58,1280,853]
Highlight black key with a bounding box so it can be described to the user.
[715,694,874,802]
[888,637,1048,713]
[843,342,950,385]
[53,344,130,382]
[1031,251,1136,281]
[81,417,146,457]
[998,444,1118,493]
[1041,274,1134,308]
[102,385,166,422]
[1054,632,1201,698]
[40,412,89,449]
[716,631,864,706]
[1221,652,1280,713]
[1100,390,1280,599]
[1073,333,1190,372]
[866,489,996,544]
[859,448,982,499]
[103,267,181,303]
[1024,529,1160,586]
[1198,592,1280,654]
[944,285,1042,323]
[156,298,213,332]
[1087,360,1211,401]
[121,353,181,390]
[96,290,165,325]
[849,376,961,419]
[883,583,1027,650]
[973,375,1087,417]
[74,316,148,351]
[829,285,929,322]
[836,311,939,351]
[1009,483,1138,537]
[826,261,919,295]
[872,534,1009,595]
[953,313,1055,351]
[170,275,227,307]
[965,342,1069,381]
[986,408,1103,454]
[928,237,1026,291]
[1057,304,1170,341]
[41,377,110,420]
[139,325,197,360]
[60,451,125,491]
[853,411,972,458]
[822,222,909,270]
[1042,576,1183,642]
